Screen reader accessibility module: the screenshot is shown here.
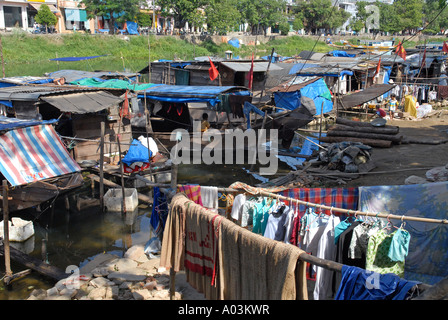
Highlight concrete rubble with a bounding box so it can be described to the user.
[26,244,205,300]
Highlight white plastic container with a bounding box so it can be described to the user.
[104,188,139,212]
[0,217,35,242]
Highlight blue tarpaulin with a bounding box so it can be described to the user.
[0,116,58,131]
[138,85,250,107]
[121,139,152,165]
[243,101,265,128]
[228,38,240,48]
[50,55,107,62]
[126,21,139,35]
[329,50,356,58]
[274,78,333,115]
[289,63,320,75]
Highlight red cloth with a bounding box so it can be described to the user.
[443,41,448,54]
[377,108,387,118]
[208,57,219,81]
[280,187,359,246]
[395,41,406,61]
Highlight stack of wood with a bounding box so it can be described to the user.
[320,117,402,148]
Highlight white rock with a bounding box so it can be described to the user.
[88,287,107,300]
[46,287,59,297]
[132,289,152,300]
[90,277,115,288]
[124,245,145,261]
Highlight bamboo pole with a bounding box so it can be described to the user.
[0,35,5,78]
[169,164,178,300]
[3,180,12,283]
[99,121,105,211]
[117,106,126,214]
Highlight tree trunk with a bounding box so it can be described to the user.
[327,129,403,144]
[328,124,399,135]
[319,136,393,148]
[335,117,400,131]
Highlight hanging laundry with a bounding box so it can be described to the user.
[366,229,405,277]
[252,197,277,235]
[388,228,411,262]
[348,223,381,260]
[335,266,421,300]
[177,185,203,206]
[313,214,341,300]
[263,203,291,241]
[333,220,366,293]
[359,182,448,285]
[281,187,359,246]
[230,193,246,221]
[300,208,329,254]
[201,186,218,213]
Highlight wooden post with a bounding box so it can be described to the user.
[169,164,178,300]
[0,35,5,78]
[117,111,126,214]
[100,121,105,211]
[318,101,324,144]
[3,180,12,283]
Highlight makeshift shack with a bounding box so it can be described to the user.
[0,117,83,211]
[0,85,127,162]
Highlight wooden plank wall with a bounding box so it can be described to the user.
[72,110,132,162]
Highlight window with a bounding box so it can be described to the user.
[3,6,23,28]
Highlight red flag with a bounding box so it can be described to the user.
[373,57,381,78]
[208,57,219,81]
[443,41,448,54]
[246,53,254,89]
[395,41,406,61]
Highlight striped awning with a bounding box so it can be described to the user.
[0,124,81,187]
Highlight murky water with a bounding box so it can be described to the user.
[0,180,153,300]
[0,162,288,300]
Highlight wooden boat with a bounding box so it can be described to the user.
[330,40,397,52]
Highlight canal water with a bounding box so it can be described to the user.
[0,162,277,300]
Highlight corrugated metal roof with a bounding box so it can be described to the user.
[340,84,396,109]
[0,85,121,102]
[220,61,283,72]
[46,69,140,83]
[40,91,124,113]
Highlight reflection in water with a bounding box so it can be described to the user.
[0,182,152,300]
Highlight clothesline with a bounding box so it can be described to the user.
[144,176,448,225]
[198,185,447,225]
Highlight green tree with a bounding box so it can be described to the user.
[238,0,287,35]
[295,0,349,34]
[156,0,207,30]
[376,2,400,34]
[422,0,448,34]
[136,12,152,28]
[393,0,424,33]
[80,0,142,34]
[205,0,241,34]
[34,4,57,32]
[292,12,304,32]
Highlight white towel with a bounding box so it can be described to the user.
[201,186,218,212]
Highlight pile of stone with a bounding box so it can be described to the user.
[27,245,203,300]
[405,163,448,185]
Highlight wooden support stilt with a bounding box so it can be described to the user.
[100,121,105,211]
[2,180,12,283]
[169,164,178,300]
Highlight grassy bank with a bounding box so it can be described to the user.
[1,31,443,78]
[1,32,332,77]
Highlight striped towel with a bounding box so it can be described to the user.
[178,185,203,206]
